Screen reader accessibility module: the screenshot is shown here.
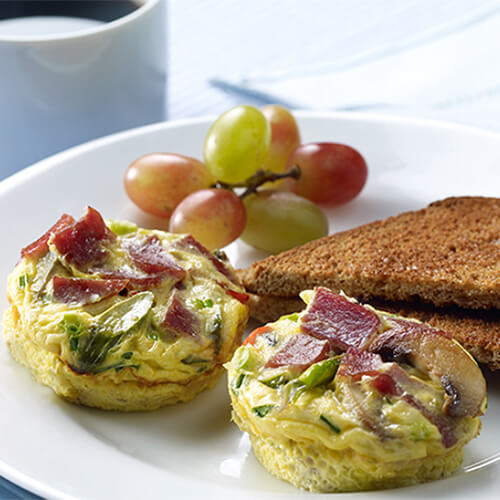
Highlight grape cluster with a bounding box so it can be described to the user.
[124,105,367,253]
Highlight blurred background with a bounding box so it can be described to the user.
[1,0,500,497]
[1,0,500,180]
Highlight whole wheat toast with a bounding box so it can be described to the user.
[238,197,500,310]
[246,293,500,370]
[238,196,500,369]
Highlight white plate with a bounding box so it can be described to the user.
[1,112,500,500]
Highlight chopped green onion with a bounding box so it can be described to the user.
[121,351,133,360]
[385,396,393,405]
[263,333,278,346]
[195,298,214,309]
[259,374,289,389]
[252,405,275,417]
[235,373,247,389]
[60,314,85,349]
[410,422,432,441]
[69,336,79,352]
[212,249,227,261]
[298,357,340,389]
[212,315,222,331]
[92,361,140,374]
[146,322,160,341]
[320,415,341,434]
[18,274,30,289]
[231,373,247,395]
[279,312,299,322]
[181,355,209,365]
[287,381,307,404]
[233,346,254,371]
[106,219,137,235]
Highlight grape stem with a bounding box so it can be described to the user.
[213,165,301,199]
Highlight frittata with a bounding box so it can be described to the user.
[3,207,249,411]
[226,287,486,492]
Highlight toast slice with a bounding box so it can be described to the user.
[246,293,500,370]
[238,197,500,310]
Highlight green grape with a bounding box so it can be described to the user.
[241,190,328,254]
[203,105,271,184]
[169,188,246,250]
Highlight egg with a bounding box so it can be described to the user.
[3,207,249,411]
[225,288,485,492]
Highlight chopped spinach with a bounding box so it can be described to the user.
[252,405,275,417]
[92,351,140,374]
[71,292,153,373]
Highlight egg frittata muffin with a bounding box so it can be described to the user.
[226,287,486,492]
[3,207,249,411]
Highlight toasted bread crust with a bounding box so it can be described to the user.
[238,197,500,310]
[247,293,500,370]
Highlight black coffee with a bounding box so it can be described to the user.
[0,1,141,23]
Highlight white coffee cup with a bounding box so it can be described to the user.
[0,0,167,178]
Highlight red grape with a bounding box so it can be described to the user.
[169,188,246,250]
[124,153,213,218]
[261,105,301,174]
[286,143,367,206]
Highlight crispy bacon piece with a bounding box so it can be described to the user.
[265,333,329,370]
[162,292,199,339]
[371,363,457,448]
[175,235,238,284]
[402,394,457,448]
[21,214,75,259]
[52,276,128,305]
[369,316,485,418]
[125,236,186,281]
[371,373,399,395]
[337,347,384,380]
[225,288,249,304]
[53,207,115,267]
[336,350,457,447]
[92,269,166,290]
[387,317,452,340]
[335,350,390,438]
[216,281,249,304]
[301,288,381,352]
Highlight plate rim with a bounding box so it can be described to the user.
[1,110,500,500]
[2,110,500,198]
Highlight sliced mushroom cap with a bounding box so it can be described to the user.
[369,318,486,418]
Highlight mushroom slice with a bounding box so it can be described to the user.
[369,318,486,418]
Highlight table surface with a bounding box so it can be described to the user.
[2,0,500,497]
